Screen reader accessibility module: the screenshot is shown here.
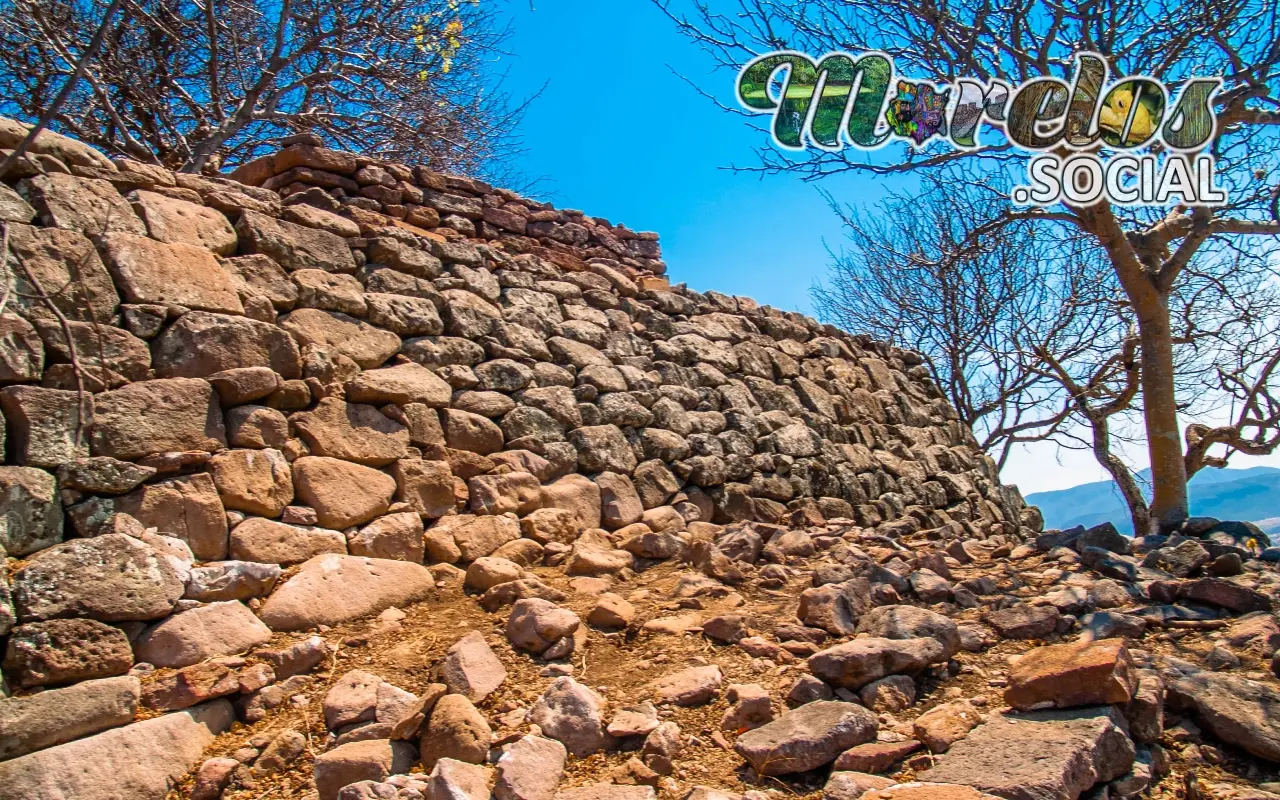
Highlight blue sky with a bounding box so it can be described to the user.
[485,0,1280,495]
[489,0,883,316]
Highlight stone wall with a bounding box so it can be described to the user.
[0,123,1040,640]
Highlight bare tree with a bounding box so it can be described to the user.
[659,0,1280,532]
[0,0,529,182]
[812,167,1120,471]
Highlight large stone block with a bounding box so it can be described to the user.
[90,378,227,460]
[0,675,140,761]
[279,308,401,369]
[130,190,237,254]
[4,224,120,322]
[259,554,435,631]
[98,232,245,314]
[292,456,396,529]
[11,533,183,622]
[21,172,146,236]
[236,209,356,273]
[152,311,302,379]
[291,398,409,466]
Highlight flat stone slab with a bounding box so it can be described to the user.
[919,707,1135,800]
[0,699,233,800]
[1167,671,1280,762]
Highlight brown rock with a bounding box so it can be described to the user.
[0,385,91,467]
[4,224,119,322]
[107,472,228,561]
[807,637,948,689]
[99,232,244,313]
[649,665,723,706]
[279,308,401,369]
[12,533,182,622]
[209,448,294,516]
[130,190,237,254]
[134,600,273,668]
[393,458,456,518]
[258,553,434,631]
[138,662,239,711]
[588,592,635,629]
[230,517,347,564]
[236,209,356,273]
[469,471,541,515]
[90,378,226,460]
[495,734,567,800]
[314,739,416,800]
[918,708,1136,800]
[22,172,145,236]
[1005,638,1137,711]
[0,698,233,800]
[2,618,133,688]
[520,507,582,545]
[34,318,150,381]
[0,314,44,383]
[152,312,302,379]
[292,456,396,529]
[539,474,602,530]
[349,511,425,562]
[734,700,878,776]
[347,362,453,407]
[292,398,409,466]
[420,693,491,770]
[206,366,283,405]
[443,408,504,455]
[913,699,983,753]
[833,740,922,773]
[597,471,644,529]
[220,253,298,309]
[447,515,521,562]
[506,598,581,656]
[441,631,508,702]
[227,405,290,449]
[984,604,1061,639]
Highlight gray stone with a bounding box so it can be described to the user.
[734,700,878,776]
[0,466,63,556]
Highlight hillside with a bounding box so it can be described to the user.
[1026,466,1280,534]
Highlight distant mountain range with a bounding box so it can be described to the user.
[1024,466,1280,535]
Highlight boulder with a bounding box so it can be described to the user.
[292,456,396,529]
[857,605,961,659]
[441,631,508,702]
[347,363,452,407]
[152,312,302,379]
[1167,671,1280,761]
[649,665,723,706]
[0,699,234,800]
[0,314,44,383]
[507,598,581,656]
[984,604,1061,640]
[0,387,90,467]
[236,209,356,273]
[392,458,456,518]
[798,578,871,636]
[292,398,409,466]
[4,224,119,322]
[494,734,566,800]
[258,554,434,631]
[734,700,878,776]
[913,699,983,753]
[22,172,145,236]
[103,472,228,561]
[279,308,401,369]
[90,378,226,460]
[134,600,273,668]
[12,533,182,622]
[314,739,416,800]
[540,474,602,530]
[98,232,244,313]
[348,512,425,562]
[530,677,611,757]
[209,448,294,517]
[420,694,491,770]
[2,618,133,688]
[130,190,237,254]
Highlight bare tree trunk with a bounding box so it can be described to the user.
[1135,295,1188,533]
[1087,413,1151,535]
